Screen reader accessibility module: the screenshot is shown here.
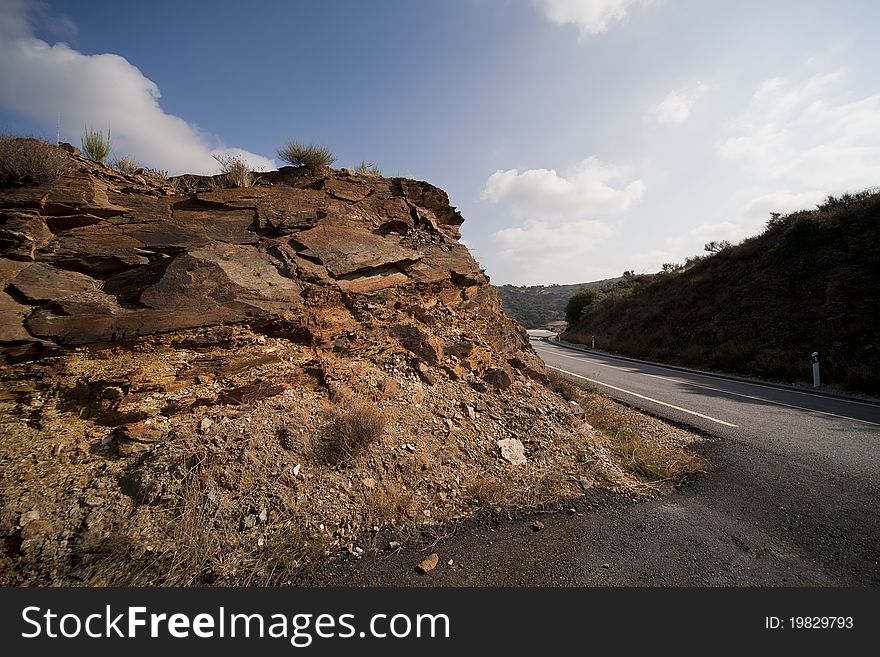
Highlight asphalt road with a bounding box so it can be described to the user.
[304,337,880,586]
[532,337,880,486]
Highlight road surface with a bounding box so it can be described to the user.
[532,336,880,485]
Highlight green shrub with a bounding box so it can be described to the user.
[277,140,336,168]
[212,153,254,187]
[81,127,112,164]
[565,287,605,324]
[0,135,70,186]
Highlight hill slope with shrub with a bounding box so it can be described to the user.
[564,190,880,395]
[498,279,619,329]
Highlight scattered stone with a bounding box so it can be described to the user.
[387,541,401,551]
[531,520,545,532]
[258,507,268,523]
[497,437,527,465]
[200,417,214,431]
[19,510,40,527]
[293,463,301,477]
[416,553,439,574]
[447,559,454,566]
[567,507,577,515]
[20,519,51,542]
[570,401,584,416]
[465,404,476,421]
[483,367,513,390]
[116,440,152,457]
[417,362,436,385]
[115,421,165,443]
[362,477,376,490]
[243,514,258,529]
[601,563,610,569]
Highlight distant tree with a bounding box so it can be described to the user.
[565,287,605,324]
[704,240,732,254]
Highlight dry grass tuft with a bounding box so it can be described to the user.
[547,370,708,490]
[614,435,708,481]
[213,153,255,188]
[112,157,140,175]
[0,135,70,187]
[322,401,386,464]
[354,160,382,176]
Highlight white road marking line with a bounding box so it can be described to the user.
[535,344,880,427]
[535,341,880,408]
[546,364,739,427]
[640,372,880,427]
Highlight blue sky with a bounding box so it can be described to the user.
[2,0,879,284]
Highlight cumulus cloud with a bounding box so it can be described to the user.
[533,0,651,37]
[716,70,880,193]
[481,156,646,220]
[644,82,710,125]
[0,0,274,175]
[491,218,614,283]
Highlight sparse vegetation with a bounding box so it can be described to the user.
[0,135,70,187]
[81,127,112,164]
[323,401,386,464]
[547,371,708,488]
[277,140,336,168]
[213,153,255,187]
[112,157,140,174]
[354,160,382,176]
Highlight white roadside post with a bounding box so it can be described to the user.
[811,351,821,388]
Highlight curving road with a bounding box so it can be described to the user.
[532,335,880,486]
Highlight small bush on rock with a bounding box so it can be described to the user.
[277,140,336,168]
[0,135,70,187]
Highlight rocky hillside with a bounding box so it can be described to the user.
[565,190,880,395]
[0,145,677,585]
[498,279,619,329]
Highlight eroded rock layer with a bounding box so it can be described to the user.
[0,150,609,586]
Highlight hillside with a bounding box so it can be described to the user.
[498,279,619,329]
[564,190,880,395]
[0,140,706,585]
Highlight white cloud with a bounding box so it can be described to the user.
[481,156,645,219]
[689,221,743,240]
[717,70,880,193]
[742,189,827,220]
[0,1,274,175]
[644,82,710,125]
[491,218,614,283]
[533,0,651,37]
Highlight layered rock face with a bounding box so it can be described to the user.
[0,154,523,363]
[0,150,599,585]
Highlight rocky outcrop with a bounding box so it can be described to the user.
[0,148,609,586]
[0,155,503,354]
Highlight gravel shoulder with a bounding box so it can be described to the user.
[302,426,880,586]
